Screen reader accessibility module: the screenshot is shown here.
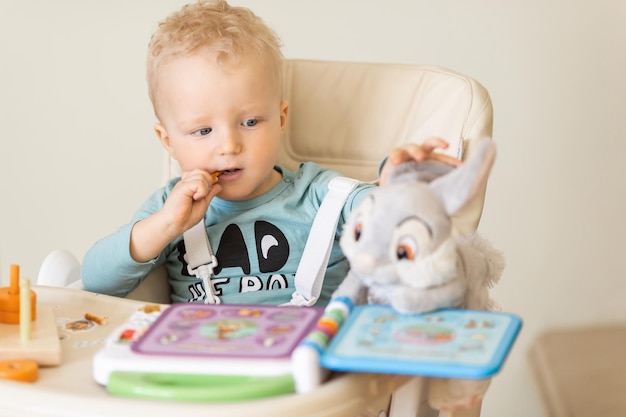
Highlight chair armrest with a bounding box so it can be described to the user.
[37,249,82,288]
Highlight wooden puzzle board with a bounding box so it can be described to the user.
[0,307,62,366]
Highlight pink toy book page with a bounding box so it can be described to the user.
[131,303,323,359]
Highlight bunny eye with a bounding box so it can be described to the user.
[346,196,373,243]
[396,236,417,260]
[354,221,363,242]
[390,217,430,264]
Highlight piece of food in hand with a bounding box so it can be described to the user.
[211,171,224,183]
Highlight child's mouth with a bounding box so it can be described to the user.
[214,169,241,180]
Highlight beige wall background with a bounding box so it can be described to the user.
[1,1,625,416]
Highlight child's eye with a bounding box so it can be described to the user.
[242,118,258,127]
[193,127,212,136]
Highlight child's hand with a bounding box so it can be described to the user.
[129,169,221,263]
[379,137,462,186]
[162,169,222,233]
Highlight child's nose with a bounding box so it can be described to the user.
[218,129,242,155]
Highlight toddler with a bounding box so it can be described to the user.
[81,0,458,305]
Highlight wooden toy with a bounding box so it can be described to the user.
[0,265,36,324]
[0,358,39,383]
[0,265,62,374]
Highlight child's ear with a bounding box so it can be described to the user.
[280,100,289,134]
[154,122,177,159]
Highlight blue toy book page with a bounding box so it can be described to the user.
[320,305,521,379]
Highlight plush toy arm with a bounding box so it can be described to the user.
[386,278,467,314]
[332,271,368,305]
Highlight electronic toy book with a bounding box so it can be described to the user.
[93,301,520,402]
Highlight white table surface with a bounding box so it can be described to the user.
[0,286,411,417]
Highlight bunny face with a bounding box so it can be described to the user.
[340,182,457,290]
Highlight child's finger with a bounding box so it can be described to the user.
[205,183,222,200]
[391,144,430,164]
[387,147,415,165]
[403,140,461,167]
[431,153,462,167]
[178,179,210,201]
[420,137,450,151]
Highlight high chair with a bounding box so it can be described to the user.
[36,59,494,417]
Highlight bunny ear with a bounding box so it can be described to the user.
[429,138,496,216]
[387,159,456,185]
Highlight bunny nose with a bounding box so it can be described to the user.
[351,253,376,274]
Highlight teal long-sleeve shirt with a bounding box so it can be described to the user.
[81,162,373,306]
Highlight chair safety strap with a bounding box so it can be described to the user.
[285,176,361,307]
[183,219,219,304]
[183,176,360,306]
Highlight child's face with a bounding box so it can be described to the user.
[154,51,288,201]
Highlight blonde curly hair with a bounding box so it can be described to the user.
[147,0,283,109]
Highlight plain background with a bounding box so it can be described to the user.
[1,1,625,416]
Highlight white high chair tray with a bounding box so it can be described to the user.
[0,286,410,417]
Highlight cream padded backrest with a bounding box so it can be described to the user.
[281,60,493,234]
[165,59,493,233]
[279,59,493,181]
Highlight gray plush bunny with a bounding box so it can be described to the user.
[332,137,504,411]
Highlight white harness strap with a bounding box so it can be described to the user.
[286,177,360,306]
[184,176,360,306]
[183,219,219,304]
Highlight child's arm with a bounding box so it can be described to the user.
[81,169,221,297]
[129,169,221,263]
[379,137,462,186]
